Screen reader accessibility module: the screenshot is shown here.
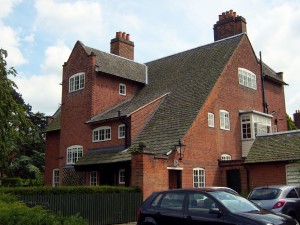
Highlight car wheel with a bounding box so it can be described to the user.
[143,217,157,225]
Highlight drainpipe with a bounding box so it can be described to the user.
[118,110,131,148]
[260,51,268,113]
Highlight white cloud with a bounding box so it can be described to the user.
[13,42,71,115]
[0,0,22,18]
[0,23,27,66]
[23,33,35,43]
[34,0,103,41]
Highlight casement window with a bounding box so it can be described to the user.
[69,72,85,92]
[118,124,125,139]
[67,145,83,165]
[220,110,230,130]
[90,171,97,186]
[238,68,257,90]
[241,115,251,139]
[221,154,232,161]
[119,83,126,96]
[52,169,59,187]
[240,113,271,140]
[119,169,125,184]
[208,113,215,128]
[193,168,205,188]
[93,126,111,142]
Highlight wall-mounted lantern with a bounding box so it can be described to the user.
[175,139,186,161]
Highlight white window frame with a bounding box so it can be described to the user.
[119,169,125,184]
[69,72,85,93]
[52,169,59,187]
[208,113,215,128]
[221,154,232,161]
[193,168,205,188]
[119,83,126,96]
[238,68,257,90]
[241,115,252,139]
[240,113,272,140]
[118,124,125,139]
[220,110,230,130]
[90,171,97,186]
[66,145,83,165]
[93,126,111,142]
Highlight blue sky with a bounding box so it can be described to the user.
[1,0,300,118]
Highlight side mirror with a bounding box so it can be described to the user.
[209,208,222,217]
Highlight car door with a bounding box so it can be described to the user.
[154,192,186,225]
[183,192,233,225]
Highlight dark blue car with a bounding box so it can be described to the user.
[137,188,299,225]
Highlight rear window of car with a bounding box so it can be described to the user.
[249,188,281,200]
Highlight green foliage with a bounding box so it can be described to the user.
[0,177,43,187]
[287,114,297,130]
[0,193,87,225]
[0,49,46,179]
[0,185,140,195]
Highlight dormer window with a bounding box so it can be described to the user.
[69,72,85,92]
[238,68,257,90]
[221,154,232,161]
[240,111,272,140]
[119,83,126,96]
[118,124,125,139]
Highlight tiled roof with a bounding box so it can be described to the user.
[262,62,287,85]
[80,41,147,84]
[45,108,61,132]
[245,130,300,164]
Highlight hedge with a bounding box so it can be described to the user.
[0,185,141,195]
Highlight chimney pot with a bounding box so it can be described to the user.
[122,32,126,39]
[110,31,134,60]
[233,12,237,17]
[126,34,130,41]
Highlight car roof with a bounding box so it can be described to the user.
[253,185,299,191]
[153,187,238,194]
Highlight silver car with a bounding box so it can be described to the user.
[248,185,300,222]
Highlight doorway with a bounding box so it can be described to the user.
[169,170,182,189]
[227,169,241,193]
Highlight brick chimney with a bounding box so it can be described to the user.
[110,31,134,60]
[214,10,247,41]
[293,109,300,129]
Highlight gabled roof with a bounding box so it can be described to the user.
[79,41,147,84]
[76,34,246,166]
[245,130,300,164]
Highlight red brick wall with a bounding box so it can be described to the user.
[131,153,168,200]
[91,73,142,117]
[247,162,287,189]
[44,131,60,186]
[264,80,287,132]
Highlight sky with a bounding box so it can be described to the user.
[1,0,300,118]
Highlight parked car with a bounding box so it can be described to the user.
[137,188,299,225]
[248,185,300,222]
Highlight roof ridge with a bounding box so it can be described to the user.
[146,33,245,65]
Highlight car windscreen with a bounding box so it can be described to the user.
[210,191,260,213]
[248,188,282,200]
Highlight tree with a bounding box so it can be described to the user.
[287,114,297,130]
[0,49,45,178]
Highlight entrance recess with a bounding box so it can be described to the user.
[169,169,182,189]
[227,169,241,193]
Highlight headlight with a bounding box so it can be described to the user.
[295,220,299,225]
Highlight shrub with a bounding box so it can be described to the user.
[0,193,87,225]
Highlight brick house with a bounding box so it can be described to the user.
[45,10,291,199]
